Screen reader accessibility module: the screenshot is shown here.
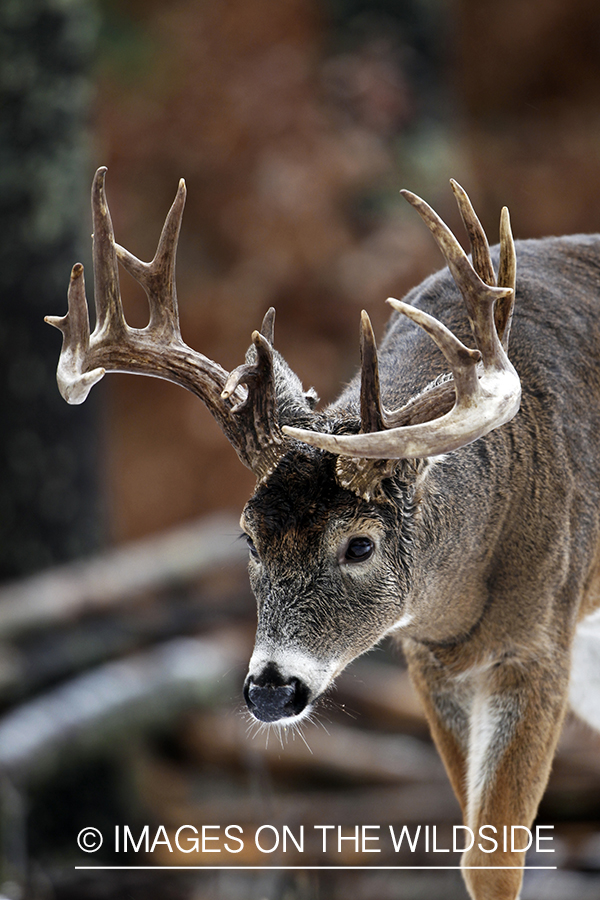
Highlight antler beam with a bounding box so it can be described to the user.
[46,168,286,481]
[283,182,521,460]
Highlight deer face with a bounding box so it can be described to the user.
[241,449,412,724]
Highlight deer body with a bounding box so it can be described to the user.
[243,235,600,898]
[47,170,600,900]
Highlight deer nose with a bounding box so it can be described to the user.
[244,666,310,722]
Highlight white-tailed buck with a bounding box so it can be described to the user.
[47,168,600,900]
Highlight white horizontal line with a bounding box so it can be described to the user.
[74,866,558,871]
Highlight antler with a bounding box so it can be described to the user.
[283,181,520,462]
[45,167,287,481]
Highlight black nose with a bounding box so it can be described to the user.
[244,665,310,722]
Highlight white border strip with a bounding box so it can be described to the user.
[75,865,557,871]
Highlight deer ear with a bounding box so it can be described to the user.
[243,337,318,422]
[303,386,319,410]
[270,348,319,419]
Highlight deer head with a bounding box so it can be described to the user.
[46,169,519,724]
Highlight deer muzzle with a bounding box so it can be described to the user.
[244,644,341,723]
[244,663,310,722]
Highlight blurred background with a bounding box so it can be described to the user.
[1,0,600,897]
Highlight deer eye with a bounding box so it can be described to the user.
[245,535,259,559]
[344,537,375,563]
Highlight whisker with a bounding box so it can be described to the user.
[316,717,330,735]
[295,724,313,754]
[275,724,285,750]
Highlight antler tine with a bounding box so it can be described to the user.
[47,168,234,407]
[92,167,126,338]
[498,207,516,292]
[497,206,517,349]
[450,179,495,287]
[359,310,386,432]
[115,178,186,337]
[44,263,107,404]
[400,188,478,292]
[387,298,481,400]
[451,179,517,352]
[46,167,293,479]
[400,188,512,369]
[222,330,273,406]
[283,184,521,462]
[259,307,276,344]
[219,328,285,481]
